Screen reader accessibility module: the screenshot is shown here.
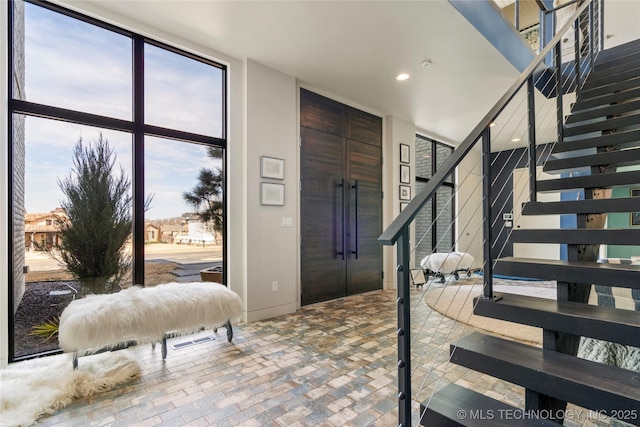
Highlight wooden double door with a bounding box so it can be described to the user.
[300,89,383,305]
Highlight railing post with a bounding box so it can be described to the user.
[527,77,537,202]
[482,129,493,299]
[396,227,411,427]
[589,1,595,64]
[599,0,604,52]
[574,19,582,98]
[555,41,564,145]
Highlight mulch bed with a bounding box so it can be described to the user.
[13,281,80,358]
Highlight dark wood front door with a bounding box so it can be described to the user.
[300,89,382,305]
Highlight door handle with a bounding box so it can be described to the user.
[336,179,345,260]
[350,180,359,259]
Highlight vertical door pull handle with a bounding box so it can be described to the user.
[336,179,345,260]
[350,180,359,259]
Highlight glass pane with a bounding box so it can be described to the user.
[415,136,432,179]
[145,44,224,137]
[19,1,132,119]
[144,137,224,286]
[13,115,132,358]
[435,142,454,183]
[435,187,455,253]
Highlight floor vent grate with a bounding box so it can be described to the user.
[171,335,215,349]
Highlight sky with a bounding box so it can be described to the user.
[20,1,224,220]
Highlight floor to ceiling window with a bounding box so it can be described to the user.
[414,135,455,263]
[8,0,227,361]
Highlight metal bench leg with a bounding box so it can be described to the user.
[162,336,167,359]
[225,320,233,342]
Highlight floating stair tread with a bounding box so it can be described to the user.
[522,198,640,215]
[580,78,640,100]
[551,129,640,154]
[420,383,557,427]
[493,257,640,289]
[473,292,640,347]
[582,68,640,92]
[566,100,640,125]
[595,41,640,68]
[563,114,640,138]
[510,228,640,245]
[577,83,640,106]
[450,332,640,423]
[590,57,640,81]
[537,170,640,192]
[543,148,640,172]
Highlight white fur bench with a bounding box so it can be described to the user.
[59,281,242,368]
[420,252,475,283]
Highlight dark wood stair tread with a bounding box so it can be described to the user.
[575,85,640,108]
[522,197,640,215]
[580,77,640,101]
[543,148,640,173]
[419,383,557,426]
[450,332,640,424]
[551,129,640,154]
[493,257,640,289]
[537,170,640,192]
[589,57,640,81]
[474,292,640,347]
[563,114,640,138]
[509,228,640,245]
[582,67,640,92]
[566,99,640,125]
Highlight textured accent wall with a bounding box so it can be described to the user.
[490,143,554,260]
[12,0,26,313]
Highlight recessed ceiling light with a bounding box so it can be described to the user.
[489,122,496,127]
[512,138,521,142]
[396,73,410,81]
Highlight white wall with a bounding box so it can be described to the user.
[456,146,484,269]
[382,116,417,289]
[244,60,298,321]
[604,0,640,49]
[1,4,9,369]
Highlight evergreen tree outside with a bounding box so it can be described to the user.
[53,134,132,293]
[183,146,224,236]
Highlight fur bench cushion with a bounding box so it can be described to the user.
[420,252,474,274]
[59,281,242,353]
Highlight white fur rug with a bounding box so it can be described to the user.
[0,351,140,427]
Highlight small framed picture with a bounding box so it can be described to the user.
[400,202,409,211]
[631,188,640,226]
[261,182,285,206]
[400,164,410,184]
[400,143,410,164]
[399,185,411,201]
[261,156,285,180]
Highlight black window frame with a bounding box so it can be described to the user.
[415,134,455,253]
[7,0,228,362]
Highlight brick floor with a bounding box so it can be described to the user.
[36,286,613,427]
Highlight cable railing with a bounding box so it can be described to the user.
[378,1,602,425]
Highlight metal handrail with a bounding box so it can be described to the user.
[378,0,594,247]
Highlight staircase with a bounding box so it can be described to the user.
[421,39,640,426]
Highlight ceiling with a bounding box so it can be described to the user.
[56,1,529,145]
